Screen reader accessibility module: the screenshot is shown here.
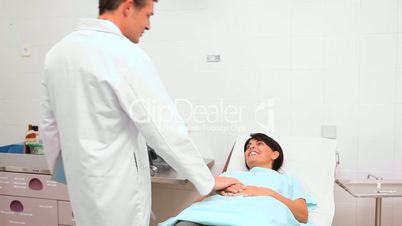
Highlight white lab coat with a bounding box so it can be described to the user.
[41,19,214,226]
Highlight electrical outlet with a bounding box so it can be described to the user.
[21,46,31,57]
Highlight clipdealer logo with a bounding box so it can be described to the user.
[254,98,275,133]
[126,98,275,133]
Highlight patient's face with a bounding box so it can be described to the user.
[245,139,279,169]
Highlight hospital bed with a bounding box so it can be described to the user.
[223,134,337,226]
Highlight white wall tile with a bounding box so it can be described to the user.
[397,35,402,71]
[291,36,325,70]
[359,35,397,70]
[221,69,258,102]
[10,18,76,46]
[323,0,360,35]
[141,41,198,74]
[335,169,359,180]
[359,0,398,34]
[0,21,54,74]
[0,99,41,126]
[324,69,359,104]
[49,0,98,18]
[399,0,402,32]
[324,36,358,70]
[394,104,402,172]
[158,72,200,101]
[156,0,209,12]
[268,102,292,136]
[289,102,323,136]
[356,171,395,181]
[247,0,291,36]
[357,137,394,173]
[144,10,211,42]
[198,38,255,71]
[16,45,51,74]
[290,0,325,36]
[397,70,402,104]
[143,38,254,77]
[358,69,396,105]
[358,105,395,139]
[397,75,402,103]
[291,70,325,104]
[251,37,291,70]
[5,0,97,20]
[148,2,248,43]
[174,71,226,100]
[164,70,256,102]
[323,103,359,138]
[0,74,43,101]
[257,69,292,104]
[0,25,22,75]
[0,109,4,126]
[5,0,55,20]
[0,123,29,145]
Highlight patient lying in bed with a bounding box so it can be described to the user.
[159,133,317,226]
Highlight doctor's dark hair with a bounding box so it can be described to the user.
[243,133,284,171]
[99,0,157,15]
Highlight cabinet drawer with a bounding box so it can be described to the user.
[0,195,58,226]
[0,172,69,200]
[58,201,75,226]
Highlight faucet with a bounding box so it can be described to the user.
[367,174,383,192]
[367,174,383,180]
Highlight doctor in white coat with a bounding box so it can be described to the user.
[41,0,242,225]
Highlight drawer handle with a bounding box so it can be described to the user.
[10,200,24,212]
[28,178,43,190]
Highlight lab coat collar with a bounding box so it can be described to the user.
[75,18,123,37]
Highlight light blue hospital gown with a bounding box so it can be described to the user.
[159,167,317,226]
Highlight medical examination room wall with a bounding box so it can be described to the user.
[1,0,402,225]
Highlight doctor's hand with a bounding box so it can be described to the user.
[236,185,274,197]
[219,183,247,196]
[213,176,244,192]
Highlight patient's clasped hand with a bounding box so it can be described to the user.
[159,133,317,226]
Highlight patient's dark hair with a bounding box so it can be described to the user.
[244,133,284,171]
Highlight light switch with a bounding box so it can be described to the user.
[206,54,220,63]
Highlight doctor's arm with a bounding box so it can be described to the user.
[40,79,61,174]
[113,56,240,195]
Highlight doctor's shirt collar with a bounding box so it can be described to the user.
[75,18,123,37]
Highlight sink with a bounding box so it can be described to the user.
[336,177,402,226]
[336,179,402,198]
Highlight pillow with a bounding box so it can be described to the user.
[225,134,337,226]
